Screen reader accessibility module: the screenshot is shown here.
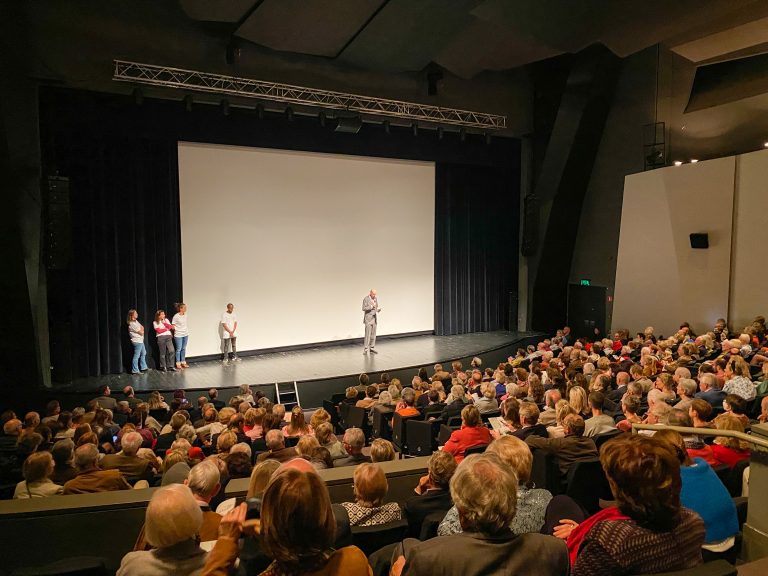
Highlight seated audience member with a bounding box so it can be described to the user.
[310,446,335,470]
[295,434,320,459]
[63,443,132,494]
[511,402,548,440]
[443,405,492,463]
[226,451,253,480]
[526,414,598,478]
[654,430,738,554]
[711,415,751,468]
[722,356,756,400]
[583,392,617,438]
[50,438,78,485]
[391,453,568,576]
[526,374,545,405]
[244,407,265,440]
[666,410,716,466]
[335,427,371,467]
[117,485,207,576]
[674,378,698,411]
[609,371,630,402]
[616,395,642,432]
[539,389,562,426]
[370,438,397,463]
[314,422,347,460]
[396,388,420,417]
[282,406,313,438]
[100,431,156,481]
[356,385,379,409]
[403,451,457,538]
[439,435,552,537]
[341,462,402,526]
[422,389,446,419]
[202,464,370,576]
[215,430,237,458]
[474,382,499,414]
[14,451,63,499]
[758,395,768,423]
[93,385,118,410]
[547,401,576,438]
[248,459,281,499]
[568,386,590,418]
[309,408,332,432]
[689,399,714,428]
[256,430,298,464]
[558,436,705,575]
[440,385,470,422]
[695,373,727,407]
[718,394,750,429]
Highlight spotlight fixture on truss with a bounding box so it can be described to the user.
[113,60,506,131]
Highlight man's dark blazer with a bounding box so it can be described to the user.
[403,488,453,538]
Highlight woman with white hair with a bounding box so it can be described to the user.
[474,381,499,414]
[117,484,206,576]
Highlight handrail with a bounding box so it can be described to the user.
[631,423,768,450]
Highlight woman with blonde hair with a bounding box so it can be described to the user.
[370,438,396,463]
[314,422,347,460]
[171,302,189,370]
[568,386,589,418]
[342,463,402,526]
[282,406,312,438]
[126,309,148,375]
[712,415,750,468]
[14,451,63,499]
[548,400,576,438]
[723,355,756,401]
[309,408,331,430]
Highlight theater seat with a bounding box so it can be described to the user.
[406,419,440,457]
[419,509,447,540]
[463,444,488,456]
[10,556,108,576]
[565,459,610,515]
[351,518,409,556]
[638,559,736,576]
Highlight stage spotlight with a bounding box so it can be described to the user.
[437,126,444,140]
[383,120,390,134]
[412,122,418,136]
[764,141,768,148]
[690,158,699,163]
[132,88,143,106]
[183,94,193,113]
[460,127,466,142]
[220,99,230,116]
[318,110,326,127]
[335,116,362,134]
[674,161,683,166]
[255,103,264,119]
[285,106,294,121]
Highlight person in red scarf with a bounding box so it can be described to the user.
[550,435,705,575]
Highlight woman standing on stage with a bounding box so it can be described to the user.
[126,309,148,375]
[172,302,189,370]
[153,310,176,372]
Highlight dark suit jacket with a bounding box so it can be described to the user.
[334,452,372,468]
[695,388,727,407]
[62,469,132,494]
[525,434,599,476]
[511,424,549,441]
[609,385,628,402]
[403,489,453,538]
[440,400,468,423]
[210,399,225,410]
[403,530,569,576]
[422,403,446,419]
[154,431,176,455]
[255,446,297,464]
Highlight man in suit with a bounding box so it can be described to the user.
[525,414,599,478]
[391,453,568,576]
[255,429,298,464]
[93,385,117,410]
[63,444,133,494]
[609,371,630,402]
[335,427,371,467]
[695,373,727,407]
[362,288,380,354]
[101,431,156,481]
[208,388,225,411]
[511,402,548,440]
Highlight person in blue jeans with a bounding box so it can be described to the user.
[127,309,148,374]
[172,302,189,369]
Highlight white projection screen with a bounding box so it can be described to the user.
[178,142,435,357]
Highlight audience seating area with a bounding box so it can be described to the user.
[1,317,768,574]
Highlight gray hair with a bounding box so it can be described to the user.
[186,460,220,498]
[679,378,697,397]
[177,424,196,444]
[265,429,285,450]
[450,384,465,400]
[401,387,416,404]
[700,373,720,391]
[449,454,517,535]
[74,443,99,470]
[51,439,75,466]
[230,442,252,459]
[121,431,143,456]
[343,427,365,450]
[674,367,692,380]
[144,484,203,548]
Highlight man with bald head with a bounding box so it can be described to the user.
[362,288,381,354]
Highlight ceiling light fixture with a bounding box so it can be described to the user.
[674,161,682,166]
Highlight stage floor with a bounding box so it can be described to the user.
[66,331,538,393]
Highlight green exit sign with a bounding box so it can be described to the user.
[580,279,591,286]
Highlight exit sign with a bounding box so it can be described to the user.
[580,279,591,286]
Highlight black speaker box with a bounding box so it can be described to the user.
[689,233,709,249]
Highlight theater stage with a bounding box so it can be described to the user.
[65,331,543,408]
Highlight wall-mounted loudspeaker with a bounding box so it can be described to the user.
[689,233,709,249]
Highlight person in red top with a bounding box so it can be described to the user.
[711,415,750,468]
[442,404,492,463]
[152,310,176,372]
[395,388,420,418]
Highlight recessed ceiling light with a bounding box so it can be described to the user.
[674,161,682,166]
[764,142,768,148]
[690,159,699,163]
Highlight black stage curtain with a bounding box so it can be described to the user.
[41,88,519,379]
[435,163,519,336]
[51,138,182,377]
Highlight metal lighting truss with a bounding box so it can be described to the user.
[113,60,507,130]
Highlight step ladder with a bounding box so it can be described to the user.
[275,381,300,411]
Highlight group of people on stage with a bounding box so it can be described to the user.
[126,303,240,375]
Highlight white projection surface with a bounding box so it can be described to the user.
[178,142,435,357]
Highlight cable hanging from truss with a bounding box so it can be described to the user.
[113,60,506,130]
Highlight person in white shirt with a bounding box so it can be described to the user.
[126,309,148,375]
[220,303,239,363]
[172,302,190,370]
[153,310,176,372]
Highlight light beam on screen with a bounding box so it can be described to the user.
[178,142,435,357]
